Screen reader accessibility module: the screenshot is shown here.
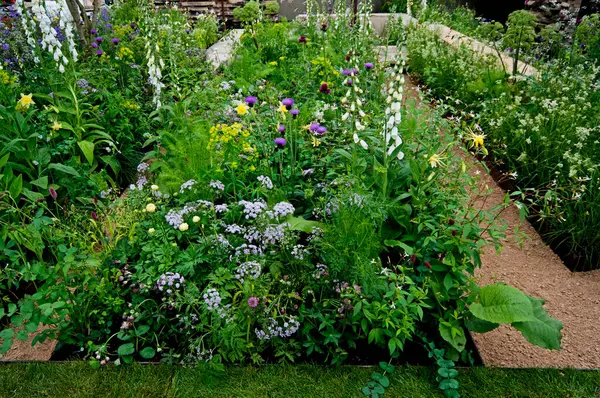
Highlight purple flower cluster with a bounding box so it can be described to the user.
[255,316,300,340]
[235,261,262,283]
[272,202,295,218]
[155,272,185,294]
[238,200,268,219]
[203,288,221,311]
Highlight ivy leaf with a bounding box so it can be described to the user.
[139,346,156,359]
[469,283,535,324]
[117,343,135,357]
[512,296,563,350]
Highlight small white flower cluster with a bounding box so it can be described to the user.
[291,244,308,260]
[272,202,295,218]
[255,316,300,340]
[225,224,244,234]
[145,42,165,109]
[215,204,229,214]
[155,272,185,294]
[209,180,225,191]
[179,179,197,193]
[235,261,262,283]
[312,263,329,279]
[341,62,367,132]
[28,0,77,73]
[238,200,268,219]
[382,62,406,161]
[257,175,273,190]
[203,288,222,311]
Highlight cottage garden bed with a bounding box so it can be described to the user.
[0,1,573,397]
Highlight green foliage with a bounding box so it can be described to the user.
[233,1,261,26]
[503,10,537,74]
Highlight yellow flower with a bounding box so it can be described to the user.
[428,153,444,168]
[469,132,486,148]
[269,61,278,66]
[236,103,248,115]
[312,137,321,147]
[249,165,256,171]
[51,120,62,131]
[17,93,34,111]
[278,104,288,113]
[279,56,285,61]
[148,228,155,233]
[146,203,156,213]
[192,216,200,223]
[178,223,189,231]
[151,184,159,191]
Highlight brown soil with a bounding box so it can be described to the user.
[404,75,600,369]
[1,325,56,361]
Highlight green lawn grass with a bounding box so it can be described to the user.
[0,363,598,397]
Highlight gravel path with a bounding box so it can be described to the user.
[404,76,600,369]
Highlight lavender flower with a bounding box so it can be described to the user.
[215,204,229,214]
[290,109,299,118]
[316,126,327,134]
[225,224,244,234]
[248,296,259,308]
[111,38,119,45]
[203,288,222,311]
[255,316,300,340]
[302,168,314,176]
[179,179,197,193]
[364,62,374,69]
[155,272,185,293]
[277,124,286,133]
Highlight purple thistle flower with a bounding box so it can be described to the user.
[364,62,374,69]
[278,125,286,133]
[316,126,327,134]
[111,38,119,44]
[244,96,258,106]
[290,109,299,118]
[321,23,328,31]
[96,49,104,56]
[95,37,103,43]
[309,123,320,132]
[298,35,307,43]
[282,98,294,109]
[248,296,259,308]
[186,29,190,34]
[91,211,98,221]
[91,42,98,48]
[346,79,353,86]
[274,137,287,147]
[130,23,136,29]
[342,68,353,76]
[319,82,330,94]
[90,28,97,35]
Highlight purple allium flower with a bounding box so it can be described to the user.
[111,38,119,44]
[186,29,190,34]
[316,126,327,134]
[248,296,259,308]
[364,62,374,69]
[274,137,287,147]
[290,109,299,118]
[346,79,353,86]
[96,49,104,56]
[244,96,258,107]
[309,122,320,132]
[282,98,294,109]
[298,35,307,43]
[90,29,97,35]
[319,82,330,94]
[278,124,286,133]
[91,42,98,48]
[130,23,136,28]
[343,68,352,76]
[49,187,57,200]
[95,37,103,42]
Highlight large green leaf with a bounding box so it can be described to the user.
[48,163,80,177]
[439,321,466,352]
[513,296,563,350]
[286,216,322,233]
[465,317,499,333]
[77,140,95,165]
[470,283,535,324]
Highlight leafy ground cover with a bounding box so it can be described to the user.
[1,363,599,398]
[0,1,570,397]
[400,7,600,270]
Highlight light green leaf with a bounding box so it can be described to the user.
[439,322,466,352]
[513,296,563,350]
[465,317,499,333]
[9,174,22,198]
[383,240,413,255]
[285,216,322,233]
[470,283,535,324]
[77,140,95,165]
[0,328,14,339]
[30,176,48,189]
